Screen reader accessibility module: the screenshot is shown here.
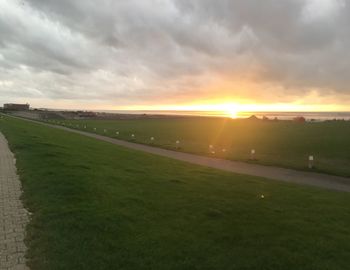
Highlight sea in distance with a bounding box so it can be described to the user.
[96,110,350,121]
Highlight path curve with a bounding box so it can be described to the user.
[7,115,350,192]
[0,132,29,270]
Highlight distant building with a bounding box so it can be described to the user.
[3,103,30,111]
[77,111,97,118]
[247,115,259,121]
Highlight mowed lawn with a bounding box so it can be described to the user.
[50,117,350,177]
[1,116,350,270]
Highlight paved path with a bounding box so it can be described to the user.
[0,133,29,270]
[7,115,350,192]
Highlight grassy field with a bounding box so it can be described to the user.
[46,117,350,177]
[1,116,350,269]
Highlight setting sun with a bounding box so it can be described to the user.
[226,106,239,119]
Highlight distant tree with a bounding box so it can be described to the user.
[293,116,306,123]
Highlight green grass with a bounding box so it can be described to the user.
[1,116,350,270]
[46,117,350,177]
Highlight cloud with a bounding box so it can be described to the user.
[0,0,349,108]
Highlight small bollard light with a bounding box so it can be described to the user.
[150,137,155,141]
[308,155,314,169]
[176,140,180,149]
[104,129,107,133]
[116,131,119,135]
[84,125,87,129]
[94,127,97,131]
[131,134,135,139]
[260,195,265,199]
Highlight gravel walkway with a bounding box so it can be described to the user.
[0,133,29,270]
[7,115,350,193]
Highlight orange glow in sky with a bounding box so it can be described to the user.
[113,102,347,117]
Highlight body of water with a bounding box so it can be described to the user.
[96,110,350,121]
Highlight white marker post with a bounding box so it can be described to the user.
[150,137,155,141]
[250,149,256,160]
[104,129,107,133]
[308,155,314,169]
[176,140,180,149]
[94,127,97,131]
[131,134,135,140]
[116,131,119,135]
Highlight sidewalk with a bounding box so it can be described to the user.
[0,133,29,270]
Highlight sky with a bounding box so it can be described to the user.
[0,0,349,111]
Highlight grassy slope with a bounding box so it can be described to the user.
[51,118,350,177]
[1,116,350,270]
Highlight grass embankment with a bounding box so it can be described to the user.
[49,118,350,177]
[1,116,350,270]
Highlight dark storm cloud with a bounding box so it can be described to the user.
[0,0,349,106]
